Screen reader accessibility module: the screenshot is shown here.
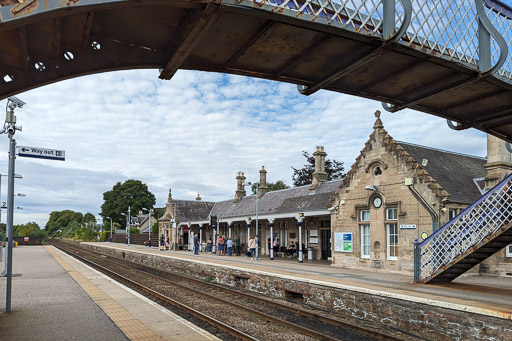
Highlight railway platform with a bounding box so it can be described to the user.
[1,243,511,340]
[0,245,219,341]
[91,242,512,319]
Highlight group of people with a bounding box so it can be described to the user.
[159,234,170,251]
[169,233,304,259]
[286,241,303,258]
[191,234,243,256]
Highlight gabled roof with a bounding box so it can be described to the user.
[174,200,215,223]
[397,142,486,204]
[332,112,486,206]
[210,180,341,220]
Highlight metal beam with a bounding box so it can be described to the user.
[440,89,508,113]
[384,74,489,112]
[472,107,512,127]
[298,44,388,95]
[17,26,29,72]
[224,21,274,69]
[276,35,332,77]
[52,17,62,59]
[159,4,222,80]
[81,12,94,48]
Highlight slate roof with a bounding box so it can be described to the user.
[173,200,215,223]
[210,180,341,220]
[398,141,486,204]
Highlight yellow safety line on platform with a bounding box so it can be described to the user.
[45,246,162,341]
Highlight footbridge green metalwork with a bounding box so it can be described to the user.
[0,0,511,139]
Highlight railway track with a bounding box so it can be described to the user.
[50,240,409,341]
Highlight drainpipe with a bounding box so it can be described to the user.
[406,178,439,233]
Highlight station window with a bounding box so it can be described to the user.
[360,210,370,222]
[386,207,398,220]
[449,209,457,220]
[360,224,370,258]
[386,223,398,260]
[506,244,512,258]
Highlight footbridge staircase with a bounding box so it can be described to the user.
[415,173,512,284]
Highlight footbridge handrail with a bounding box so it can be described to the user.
[414,172,512,283]
[226,0,512,92]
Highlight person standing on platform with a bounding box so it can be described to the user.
[249,236,256,260]
[193,234,199,255]
[165,237,169,250]
[273,238,280,256]
[217,235,224,255]
[160,234,165,251]
[267,238,271,256]
[207,237,213,253]
[235,235,241,256]
[227,237,233,256]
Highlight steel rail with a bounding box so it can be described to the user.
[52,242,341,341]
[53,241,402,340]
[51,241,257,341]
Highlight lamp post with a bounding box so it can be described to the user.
[3,96,24,314]
[0,175,22,225]
[106,217,113,242]
[120,206,131,246]
[1,193,25,277]
[243,181,259,260]
[142,208,153,247]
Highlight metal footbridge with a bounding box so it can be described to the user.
[0,0,512,140]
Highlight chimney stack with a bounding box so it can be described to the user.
[484,134,512,190]
[234,172,247,202]
[195,194,201,201]
[258,166,269,198]
[310,146,327,191]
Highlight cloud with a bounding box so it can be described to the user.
[0,69,486,228]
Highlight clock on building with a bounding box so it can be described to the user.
[373,196,382,208]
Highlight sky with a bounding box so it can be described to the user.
[0,69,488,228]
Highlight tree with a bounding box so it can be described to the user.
[83,212,96,228]
[45,210,83,234]
[100,179,156,228]
[15,222,47,239]
[251,180,290,194]
[292,151,345,187]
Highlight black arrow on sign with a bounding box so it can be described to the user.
[21,148,29,152]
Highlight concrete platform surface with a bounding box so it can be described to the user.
[0,246,220,341]
[90,242,512,321]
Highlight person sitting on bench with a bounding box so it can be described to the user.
[286,242,296,258]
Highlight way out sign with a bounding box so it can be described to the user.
[17,146,65,161]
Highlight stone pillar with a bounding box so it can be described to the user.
[310,146,327,191]
[484,135,512,190]
[258,166,269,198]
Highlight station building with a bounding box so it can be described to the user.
[329,111,512,276]
[158,150,339,260]
[157,111,511,276]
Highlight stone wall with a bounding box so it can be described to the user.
[83,243,512,341]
